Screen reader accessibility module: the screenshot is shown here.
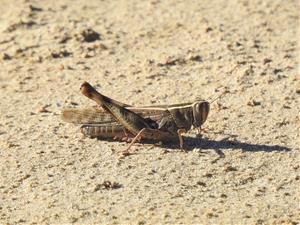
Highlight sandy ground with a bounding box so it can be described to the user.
[0,0,299,224]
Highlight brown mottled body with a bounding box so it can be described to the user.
[61,82,213,152]
[79,82,175,142]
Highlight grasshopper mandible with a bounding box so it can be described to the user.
[62,82,220,155]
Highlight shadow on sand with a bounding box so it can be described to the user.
[163,136,291,153]
[99,135,290,154]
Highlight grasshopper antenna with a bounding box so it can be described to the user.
[209,89,227,104]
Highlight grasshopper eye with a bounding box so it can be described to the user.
[192,101,210,128]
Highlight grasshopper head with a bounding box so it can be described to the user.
[192,101,210,128]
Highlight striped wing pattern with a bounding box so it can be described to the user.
[61,106,170,125]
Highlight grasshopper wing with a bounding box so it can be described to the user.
[61,106,116,124]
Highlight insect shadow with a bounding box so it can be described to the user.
[163,136,291,153]
[99,135,290,154]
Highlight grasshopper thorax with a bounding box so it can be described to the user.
[192,101,210,128]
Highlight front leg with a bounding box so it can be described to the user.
[196,127,208,137]
[177,129,187,150]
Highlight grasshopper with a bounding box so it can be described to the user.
[62,82,220,155]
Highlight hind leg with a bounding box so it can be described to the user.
[120,128,145,157]
[113,129,138,143]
